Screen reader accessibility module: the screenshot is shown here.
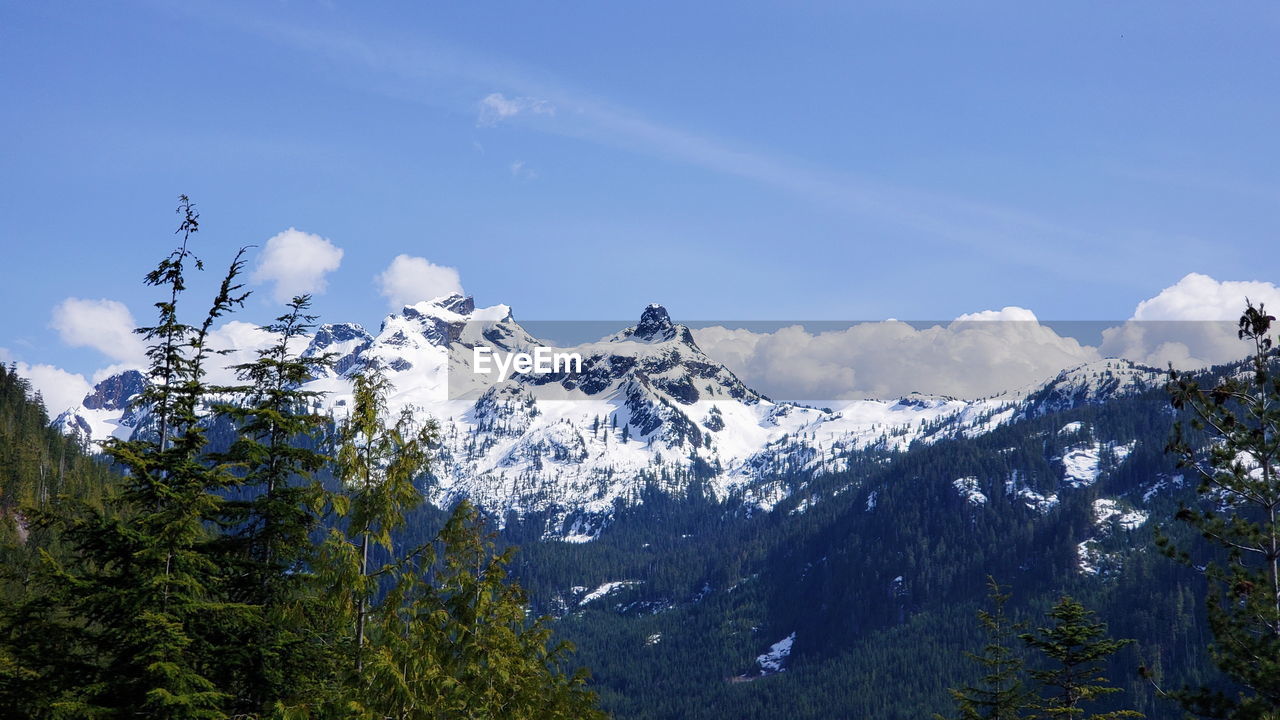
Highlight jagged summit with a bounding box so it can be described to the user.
[403,292,476,319]
[615,303,697,346]
[305,323,372,376]
[82,369,146,411]
[637,304,671,334]
[55,370,148,442]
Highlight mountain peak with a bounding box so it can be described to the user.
[82,369,146,411]
[634,304,673,338]
[434,293,475,315]
[402,293,475,319]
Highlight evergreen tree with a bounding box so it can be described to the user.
[1020,597,1141,720]
[332,370,437,675]
[0,365,118,717]
[21,196,252,718]
[1163,301,1280,718]
[354,500,606,719]
[939,577,1033,720]
[211,294,336,715]
[289,371,604,719]
[0,198,608,719]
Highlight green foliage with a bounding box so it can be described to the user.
[0,197,604,720]
[210,294,337,714]
[1020,596,1141,719]
[348,500,604,719]
[1163,302,1280,719]
[6,197,254,719]
[940,577,1033,720]
[331,370,437,674]
[0,364,118,717]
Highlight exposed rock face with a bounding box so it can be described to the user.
[83,370,146,411]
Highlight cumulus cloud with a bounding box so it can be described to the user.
[13,362,93,416]
[376,254,465,309]
[477,93,555,126]
[1128,273,1280,321]
[197,320,299,387]
[1099,273,1280,368]
[251,228,344,303]
[694,308,1099,402]
[694,276,1280,401]
[50,298,146,366]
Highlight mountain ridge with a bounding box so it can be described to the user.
[55,295,1165,538]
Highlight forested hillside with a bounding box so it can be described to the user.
[490,341,1280,719]
[0,204,603,720]
[0,364,116,546]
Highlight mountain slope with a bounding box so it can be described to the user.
[56,296,1164,539]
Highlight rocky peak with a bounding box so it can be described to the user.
[401,293,475,322]
[436,293,475,315]
[304,323,373,376]
[83,370,146,411]
[618,304,697,345]
[637,304,672,335]
[309,322,371,349]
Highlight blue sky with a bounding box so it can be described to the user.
[3,1,1279,385]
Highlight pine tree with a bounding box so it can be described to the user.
[1163,301,1280,718]
[0,365,118,717]
[939,577,1033,720]
[20,196,252,718]
[1020,596,1142,719]
[210,294,336,715]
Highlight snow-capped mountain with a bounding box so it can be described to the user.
[56,369,147,441]
[56,295,1164,538]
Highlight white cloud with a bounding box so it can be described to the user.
[195,320,319,388]
[1099,273,1280,368]
[375,254,465,309]
[50,298,146,366]
[251,227,344,303]
[477,93,555,127]
[953,306,1041,323]
[13,362,93,416]
[509,160,538,180]
[694,308,1099,402]
[1131,273,1280,321]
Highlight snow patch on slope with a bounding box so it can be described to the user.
[953,477,988,506]
[756,632,796,674]
[579,581,641,606]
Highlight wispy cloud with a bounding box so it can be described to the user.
[188,4,1123,278]
[478,93,555,127]
[509,160,537,180]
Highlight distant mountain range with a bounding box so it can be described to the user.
[56,294,1163,540]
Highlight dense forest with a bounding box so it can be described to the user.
[1,199,1278,719]
[0,199,603,719]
